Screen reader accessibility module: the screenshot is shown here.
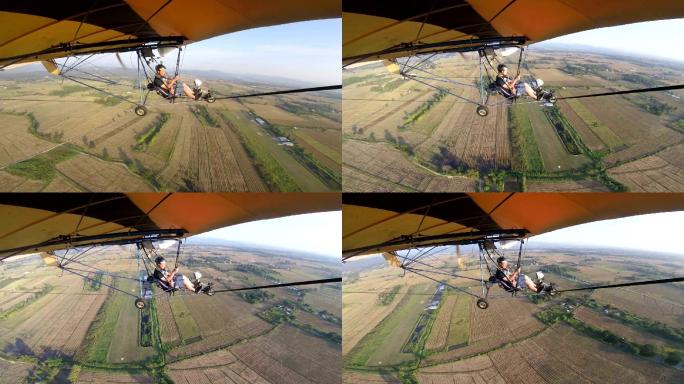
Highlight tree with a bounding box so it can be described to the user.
[384,130,396,143]
[664,351,682,366]
[638,344,656,357]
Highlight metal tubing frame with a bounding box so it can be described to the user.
[343,36,528,67]
[0,36,185,70]
[394,44,526,108]
[342,229,527,259]
[0,229,186,260]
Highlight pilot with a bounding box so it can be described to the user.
[495,64,554,102]
[153,64,202,100]
[153,256,206,293]
[495,256,553,293]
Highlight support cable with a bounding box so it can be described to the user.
[212,277,341,293]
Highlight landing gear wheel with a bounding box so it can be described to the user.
[476,298,489,309]
[134,105,147,116]
[204,283,215,296]
[134,298,146,309]
[476,105,488,117]
[206,94,216,103]
[548,285,558,296]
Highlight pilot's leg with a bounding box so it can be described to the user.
[523,274,539,292]
[180,275,195,290]
[182,83,197,99]
[523,83,538,99]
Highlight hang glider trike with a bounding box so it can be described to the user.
[341,192,684,309]
[0,1,342,117]
[0,193,342,309]
[342,0,684,117]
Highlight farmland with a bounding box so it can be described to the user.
[417,324,684,384]
[343,246,684,383]
[0,70,341,192]
[0,242,341,383]
[342,48,684,192]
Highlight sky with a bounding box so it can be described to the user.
[192,211,341,258]
[531,211,684,255]
[131,19,340,85]
[536,18,684,62]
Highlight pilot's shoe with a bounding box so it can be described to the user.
[546,91,557,103]
[192,271,202,282]
[193,88,203,100]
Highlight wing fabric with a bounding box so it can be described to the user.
[0,0,340,67]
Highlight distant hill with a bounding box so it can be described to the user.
[0,62,320,88]
[186,237,339,263]
[527,241,684,259]
[532,42,684,70]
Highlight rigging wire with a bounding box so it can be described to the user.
[404,267,479,298]
[211,277,341,293]
[0,98,96,103]
[60,265,139,282]
[556,84,684,101]
[129,0,173,39]
[211,84,341,100]
[555,277,684,293]
[403,266,482,283]
[61,267,138,298]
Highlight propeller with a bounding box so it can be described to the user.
[115,52,127,70]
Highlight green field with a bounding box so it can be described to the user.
[446,294,470,347]
[5,145,79,182]
[169,296,201,344]
[346,284,432,367]
[238,116,330,191]
[106,279,156,364]
[566,99,624,150]
[525,103,590,173]
[510,104,545,173]
[83,280,128,363]
[219,109,301,191]
[293,129,342,166]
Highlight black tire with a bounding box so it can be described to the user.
[134,298,146,309]
[549,286,559,296]
[206,94,216,103]
[134,105,147,116]
[476,105,488,117]
[476,298,489,309]
[206,289,215,296]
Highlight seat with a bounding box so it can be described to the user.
[147,82,175,100]
[147,275,178,293]
[487,82,516,99]
[489,275,520,293]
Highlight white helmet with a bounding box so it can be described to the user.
[535,271,545,281]
[193,271,202,282]
[194,79,203,88]
[535,79,544,88]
